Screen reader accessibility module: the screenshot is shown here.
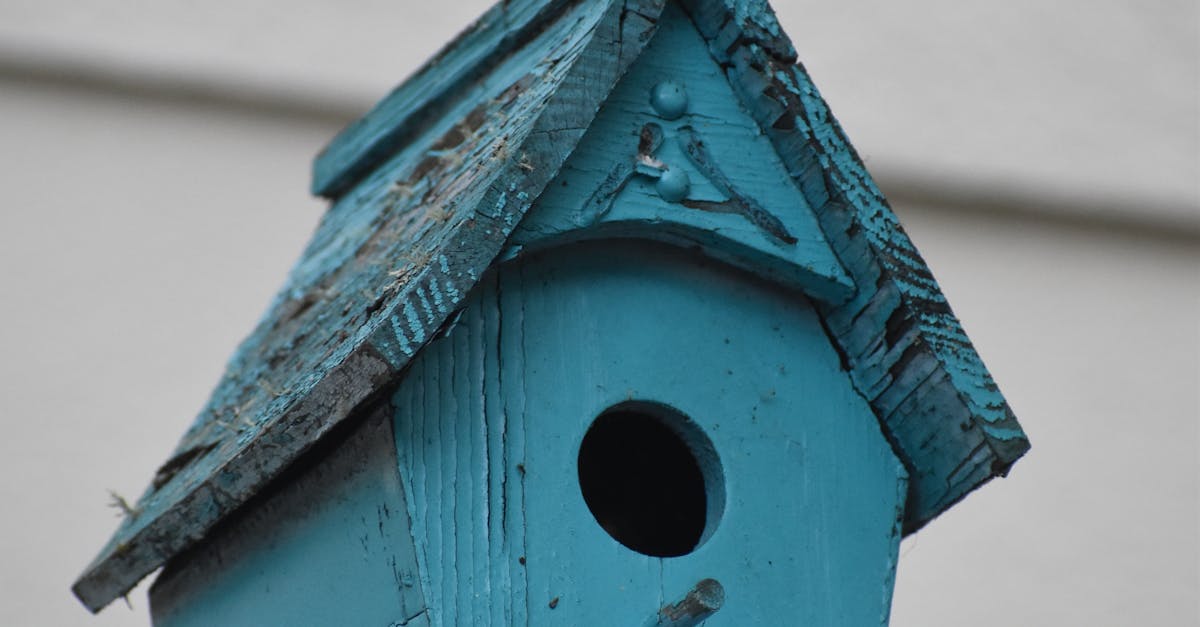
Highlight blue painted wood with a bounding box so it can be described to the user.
[506,241,907,625]
[312,0,564,197]
[148,404,427,627]
[507,3,853,304]
[675,0,1030,529]
[645,578,725,627]
[76,0,1028,612]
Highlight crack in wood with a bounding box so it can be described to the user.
[676,125,797,245]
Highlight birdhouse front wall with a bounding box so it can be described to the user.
[392,240,908,626]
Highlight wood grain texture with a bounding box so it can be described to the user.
[507,3,853,304]
[72,0,668,611]
[505,241,907,625]
[674,0,1030,530]
[76,0,1028,612]
[148,404,427,627]
[379,240,906,625]
[390,273,532,627]
[312,0,568,197]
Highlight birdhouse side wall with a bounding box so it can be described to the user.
[148,403,426,627]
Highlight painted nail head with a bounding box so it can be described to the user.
[650,81,688,120]
[656,167,691,202]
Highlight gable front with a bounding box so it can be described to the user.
[509,0,852,303]
[673,0,1029,527]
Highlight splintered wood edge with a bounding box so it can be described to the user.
[72,0,668,612]
[676,0,1028,531]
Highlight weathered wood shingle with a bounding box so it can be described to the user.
[72,0,669,611]
[674,0,1029,529]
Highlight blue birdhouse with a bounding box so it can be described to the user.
[73,0,1029,624]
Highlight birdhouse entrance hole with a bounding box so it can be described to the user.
[577,402,724,557]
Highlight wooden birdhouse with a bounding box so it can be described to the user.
[73,0,1030,624]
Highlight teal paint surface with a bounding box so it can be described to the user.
[510,3,852,304]
[391,241,905,625]
[149,406,426,627]
[312,0,557,197]
[78,0,1028,610]
[513,242,905,624]
[73,0,665,609]
[678,0,1030,527]
[391,275,529,626]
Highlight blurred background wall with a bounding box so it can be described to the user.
[0,1,1195,625]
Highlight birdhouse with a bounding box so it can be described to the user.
[73,0,1030,624]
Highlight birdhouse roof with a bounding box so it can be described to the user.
[74,0,1028,612]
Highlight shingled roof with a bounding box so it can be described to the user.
[74,0,1028,612]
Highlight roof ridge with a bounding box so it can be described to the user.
[312,0,579,198]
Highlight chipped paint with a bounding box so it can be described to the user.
[149,406,427,627]
[508,4,853,303]
[504,240,906,624]
[677,0,1028,530]
[72,0,667,611]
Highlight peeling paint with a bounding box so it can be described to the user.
[72,0,658,611]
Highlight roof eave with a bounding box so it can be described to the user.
[73,0,670,612]
[675,0,1029,530]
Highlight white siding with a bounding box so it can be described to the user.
[0,1,1195,625]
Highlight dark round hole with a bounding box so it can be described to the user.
[577,404,721,557]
